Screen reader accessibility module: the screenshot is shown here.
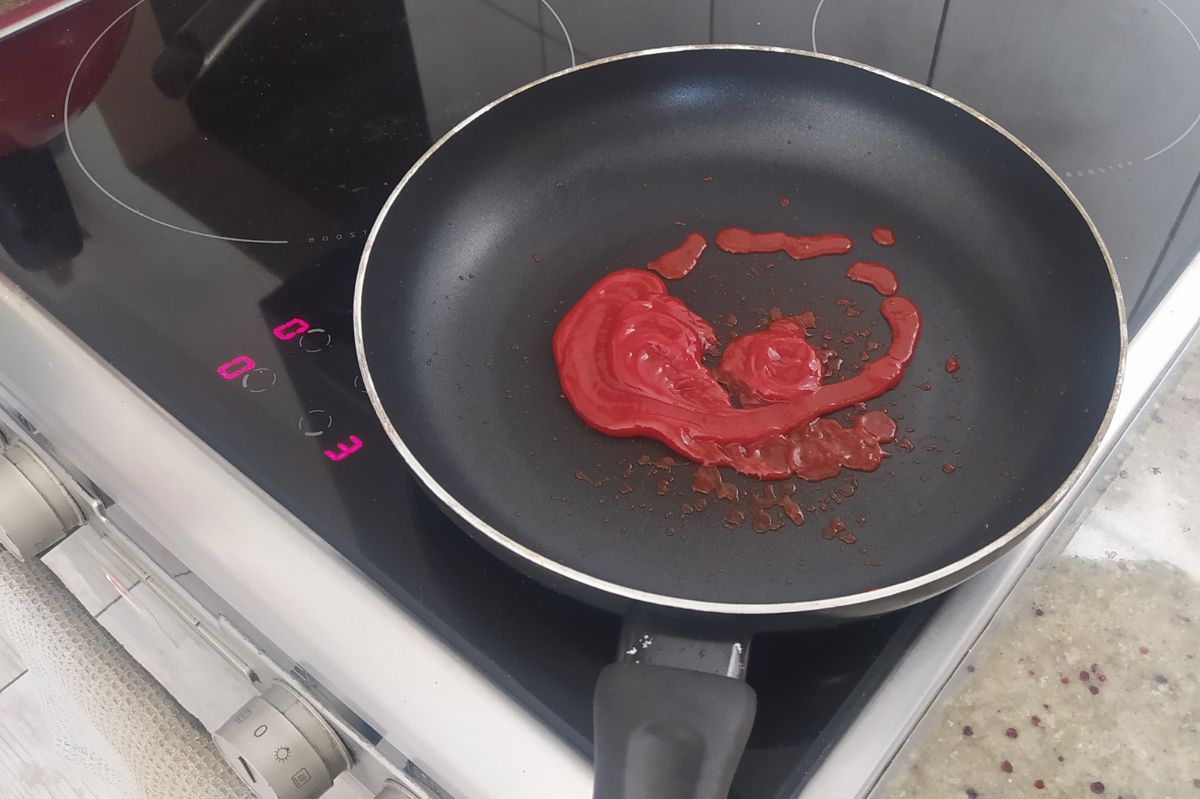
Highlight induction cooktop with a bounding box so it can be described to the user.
[2,2,1198,796]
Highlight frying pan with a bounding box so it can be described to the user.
[355,46,1124,799]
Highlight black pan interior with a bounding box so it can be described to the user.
[358,49,1121,606]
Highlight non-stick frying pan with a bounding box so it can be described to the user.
[355,46,1124,799]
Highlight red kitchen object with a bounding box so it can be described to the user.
[0,0,134,157]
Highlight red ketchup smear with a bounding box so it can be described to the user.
[715,317,822,406]
[872,227,896,246]
[715,227,852,260]
[647,232,707,280]
[552,269,920,479]
[846,261,898,297]
[945,355,960,373]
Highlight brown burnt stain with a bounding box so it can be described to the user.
[692,465,721,494]
[823,517,847,540]
[751,509,773,533]
[781,496,805,525]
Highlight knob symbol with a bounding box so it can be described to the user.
[212,681,350,799]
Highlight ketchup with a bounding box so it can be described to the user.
[846,261,898,296]
[715,228,852,260]
[872,227,896,246]
[647,232,707,280]
[715,316,823,406]
[553,268,921,480]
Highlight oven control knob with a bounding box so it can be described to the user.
[0,440,82,560]
[213,681,351,799]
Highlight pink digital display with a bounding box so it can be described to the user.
[217,355,256,379]
[273,318,310,340]
[324,435,363,462]
[218,322,363,464]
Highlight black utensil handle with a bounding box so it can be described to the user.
[152,0,269,98]
[593,662,756,799]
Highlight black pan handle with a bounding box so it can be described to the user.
[592,614,756,799]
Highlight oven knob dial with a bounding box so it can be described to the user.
[0,440,82,560]
[213,681,351,799]
[374,781,421,799]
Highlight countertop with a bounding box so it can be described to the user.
[873,334,1200,799]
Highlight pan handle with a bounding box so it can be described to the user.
[592,615,756,799]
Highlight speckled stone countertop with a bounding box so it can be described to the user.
[873,337,1200,799]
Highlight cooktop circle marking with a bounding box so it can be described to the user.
[541,0,576,67]
[65,2,577,244]
[241,368,277,393]
[810,0,827,53]
[811,0,1200,169]
[298,328,333,352]
[299,410,333,437]
[1144,0,1200,161]
[64,0,290,245]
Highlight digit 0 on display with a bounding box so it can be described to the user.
[216,318,365,463]
[217,355,256,379]
[273,318,310,340]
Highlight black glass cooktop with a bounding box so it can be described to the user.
[2,1,1199,796]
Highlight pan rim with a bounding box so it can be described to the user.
[354,44,1128,615]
